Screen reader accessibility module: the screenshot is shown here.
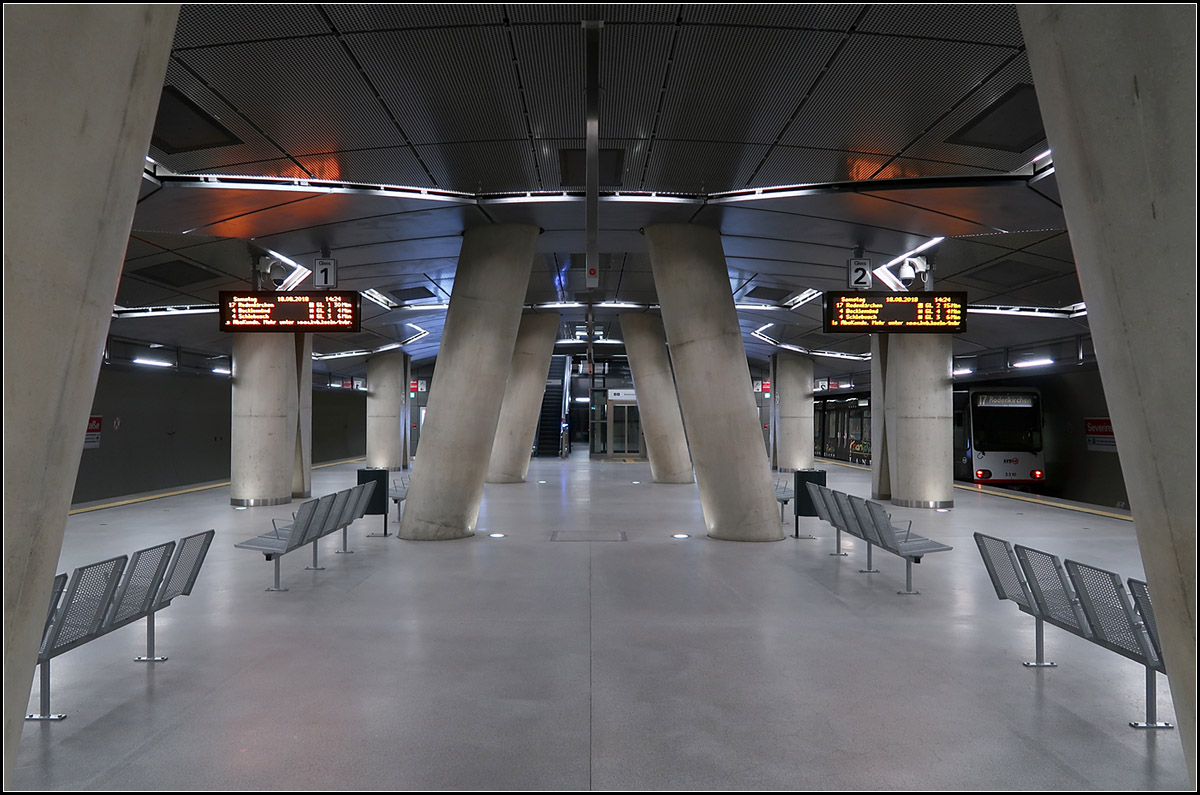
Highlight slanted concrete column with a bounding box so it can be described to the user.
[366,350,410,470]
[774,351,814,471]
[487,312,561,483]
[399,224,538,539]
[2,5,179,787]
[645,224,781,541]
[231,334,299,506]
[292,333,313,498]
[1021,6,1196,784]
[883,334,953,508]
[870,335,891,500]
[620,313,693,483]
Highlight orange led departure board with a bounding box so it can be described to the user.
[823,291,967,333]
[219,291,361,333]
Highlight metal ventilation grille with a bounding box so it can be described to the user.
[745,285,793,302]
[326,3,505,30]
[418,140,540,194]
[969,259,1058,288]
[858,4,1024,48]
[643,140,770,194]
[509,5,679,23]
[946,83,1045,154]
[511,23,585,140]
[681,4,864,28]
[389,286,436,303]
[780,35,1014,157]
[658,27,843,146]
[179,37,402,158]
[172,4,330,49]
[133,260,221,288]
[347,28,526,146]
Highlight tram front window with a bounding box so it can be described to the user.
[973,402,1042,452]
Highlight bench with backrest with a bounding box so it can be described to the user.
[805,481,845,554]
[235,482,375,591]
[774,477,794,523]
[973,532,1171,730]
[28,530,214,721]
[854,495,952,594]
[389,474,409,519]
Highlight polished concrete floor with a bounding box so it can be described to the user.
[14,451,1189,790]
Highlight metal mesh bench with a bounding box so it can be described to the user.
[389,475,409,519]
[28,530,214,721]
[775,477,794,523]
[805,482,846,555]
[973,532,1173,731]
[860,497,952,595]
[235,482,377,591]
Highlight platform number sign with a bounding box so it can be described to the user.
[848,258,872,290]
[313,258,337,289]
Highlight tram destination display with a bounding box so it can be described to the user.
[219,291,361,333]
[823,291,967,333]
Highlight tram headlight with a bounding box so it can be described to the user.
[975,469,991,480]
[1031,469,1045,480]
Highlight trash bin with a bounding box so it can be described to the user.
[357,468,390,533]
[793,469,827,517]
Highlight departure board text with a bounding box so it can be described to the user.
[219,291,361,333]
[823,291,967,333]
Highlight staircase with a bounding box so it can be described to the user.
[535,356,569,457]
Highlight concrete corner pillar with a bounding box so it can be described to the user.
[367,350,411,470]
[399,224,538,539]
[2,5,179,787]
[645,224,782,541]
[619,313,693,483]
[292,333,313,498]
[231,333,299,506]
[1021,6,1196,783]
[870,335,891,500]
[883,334,953,509]
[487,312,561,483]
[774,351,814,472]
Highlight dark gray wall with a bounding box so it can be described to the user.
[73,365,366,504]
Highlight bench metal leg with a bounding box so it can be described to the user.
[25,660,65,721]
[897,559,920,595]
[830,527,848,556]
[135,612,167,662]
[267,555,288,592]
[1130,667,1174,729]
[1022,617,1057,667]
[859,543,879,573]
[336,526,355,554]
[306,541,325,571]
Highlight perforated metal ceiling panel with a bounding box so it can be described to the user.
[121,4,1086,380]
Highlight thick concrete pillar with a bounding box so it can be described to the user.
[774,351,814,471]
[2,5,179,787]
[870,335,891,500]
[231,334,299,506]
[487,312,561,483]
[399,224,538,539]
[1021,6,1196,783]
[620,313,693,483]
[883,334,953,508]
[366,350,411,470]
[292,333,313,498]
[645,224,782,541]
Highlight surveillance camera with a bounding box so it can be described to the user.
[897,261,916,287]
[267,260,288,288]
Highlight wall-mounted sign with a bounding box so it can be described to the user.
[313,258,338,289]
[417,380,427,392]
[218,291,360,332]
[1085,417,1117,453]
[848,258,872,289]
[823,291,967,333]
[84,415,102,449]
[608,389,636,402]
